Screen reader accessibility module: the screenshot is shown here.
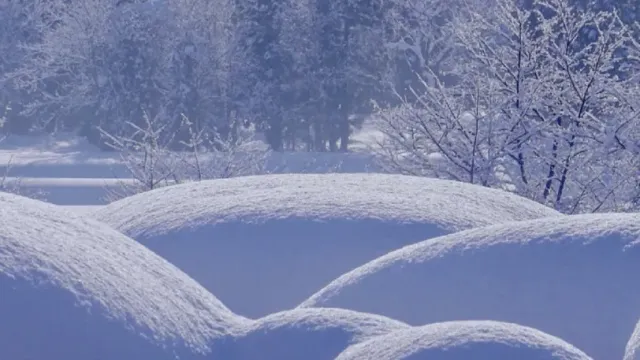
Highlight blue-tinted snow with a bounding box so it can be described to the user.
[93,173,561,317]
[335,320,592,360]
[0,192,249,359]
[300,212,640,359]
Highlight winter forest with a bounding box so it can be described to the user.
[0,0,639,213]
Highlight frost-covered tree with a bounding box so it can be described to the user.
[9,0,249,147]
[7,0,169,139]
[299,0,388,152]
[162,0,248,143]
[268,0,320,150]
[376,0,550,185]
[99,110,181,200]
[233,0,290,150]
[4,0,399,150]
[0,0,63,133]
[233,0,386,151]
[381,0,461,101]
[375,0,640,213]
[100,112,269,201]
[374,70,515,187]
[531,0,639,212]
[93,1,169,142]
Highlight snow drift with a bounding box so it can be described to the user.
[93,173,560,318]
[625,320,640,360]
[300,213,640,360]
[213,307,408,360]
[334,320,593,360]
[0,192,248,360]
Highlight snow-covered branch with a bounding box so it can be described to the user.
[375,0,640,213]
[99,111,269,201]
[99,110,182,200]
[177,114,269,181]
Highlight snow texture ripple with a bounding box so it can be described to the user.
[212,307,409,360]
[0,192,249,360]
[334,320,593,360]
[93,173,561,317]
[625,319,640,360]
[300,212,640,360]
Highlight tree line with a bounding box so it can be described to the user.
[0,0,639,212]
[373,0,640,213]
[0,0,392,151]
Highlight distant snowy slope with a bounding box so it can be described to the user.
[2,177,138,205]
[626,320,640,360]
[0,192,248,360]
[0,133,376,180]
[93,173,560,317]
[299,213,640,360]
[335,321,593,360]
[213,308,408,360]
[0,133,127,179]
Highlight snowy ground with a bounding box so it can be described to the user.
[0,132,637,359]
[334,320,593,360]
[0,192,250,360]
[299,212,640,360]
[0,133,377,205]
[91,173,560,318]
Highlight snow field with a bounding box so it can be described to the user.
[211,308,409,360]
[1,133,636,359]
[334,320,593,360]
[0,192,249,360]
[299,212,640,359]
[93,173,561,318]
[0,133,377,205]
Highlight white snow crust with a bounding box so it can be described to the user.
[212,307,409,360]
[625,319,640,360]
[60,204,105,213]
[335,320,593,360]
[93,173,560,317]
[0,192,249,360]
[299,213,640,360]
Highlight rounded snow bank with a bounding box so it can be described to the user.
[93,173,560,317]
[0,192,248,360]
[335,320,592,360]
[300,213,640,360]
[213,307,409,360]
[625,320,640,360]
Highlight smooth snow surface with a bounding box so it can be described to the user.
[0,133,375,180]
[93,173,560,317]
[1,177,139,205]
[625,320,640,360]
[335,320,593,360]
[213,307,409,360]
[59,204,105,213]
[300,213,640,360]
[0,192,248,360]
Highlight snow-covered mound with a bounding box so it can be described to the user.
[213,307,409,360]
[300,213,640,360]
[93,173,560,317]
[335,320,593,360]
[625,320,640,360]
[0,192,248,360]
[60,204,105,213]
